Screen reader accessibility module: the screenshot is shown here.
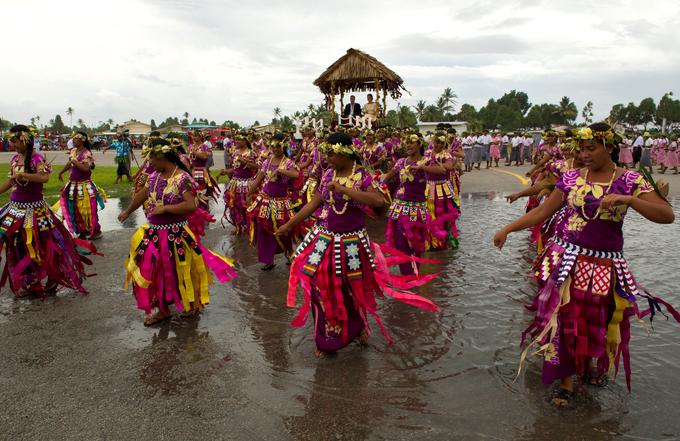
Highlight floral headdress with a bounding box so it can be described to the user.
[7,127,39,145]
[71,131,88,141]
[318,142,359,157]
[142,142,178,158]
[542,129,558,139]
[407,134,424,146]
[432,135,447,144]
[167,137,184,149]
[575,126,618,146]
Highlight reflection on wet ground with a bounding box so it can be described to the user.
[2,192,680,440]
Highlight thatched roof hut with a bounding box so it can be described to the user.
[313,48,406,99]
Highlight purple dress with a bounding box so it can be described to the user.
[287,166,439,353]
[386,158,434,275]
[0,153,91,296]
[527,169,661,389]
[125,170,236,315]
[247,157,298,265]
[59,148,106,238]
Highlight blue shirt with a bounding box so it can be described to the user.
[111,139,131,157]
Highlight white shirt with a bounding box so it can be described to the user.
[523,137,532,146]
[644,138,653,148]
[462,136,473,149]
[511,136,521,147]
[633,136,644,147]
[501,135,509,144]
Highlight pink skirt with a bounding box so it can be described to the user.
[618,147,634,165]
[663,150,678,168]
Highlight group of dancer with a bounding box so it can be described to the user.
[0,123,462,359]
[1,121,677,408]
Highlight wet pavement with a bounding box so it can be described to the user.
[1,189,680,440]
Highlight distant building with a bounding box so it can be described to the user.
[118,120,152,135]
[253,123,276,134]
[160,124,184,134]
[416,121,468,134]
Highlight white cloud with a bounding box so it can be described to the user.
[0,0,679,126]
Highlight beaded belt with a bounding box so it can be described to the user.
[9,200,45,209]
[295,225,375,276]
[148,221,188,230]
[553,237,623,259]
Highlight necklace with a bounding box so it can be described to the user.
[265,157,285,183]
[329,162,358,215]
[580,166,618,221]
[150,166,179,207]
[13,156,29,186]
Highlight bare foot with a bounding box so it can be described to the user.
[144,311,171,326]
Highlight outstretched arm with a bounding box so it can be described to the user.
[494,189,565,249]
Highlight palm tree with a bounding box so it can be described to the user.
[77,118,85,128]
[273,107,282,119]
[66,107,74,127]
[556,96,578,124]
[307,104,315,114]
[436,96,453,115]
[183,112,189,120]
[413,100,427,121]
[30,117,36,126]
[35,116,41,128]
[441,87,458,111]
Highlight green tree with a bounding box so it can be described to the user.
[623,102,641,128]
[440,87,458,111]
[656,92,680,131]
[0,117,11,132]
[638,97,656,129]
[221,120,241,130]
[498,90,531,115]
[385,104,418,128]
[412,100,427,121]
[555,96,578,125]
[150,119,157,130]
[66,107,74,128]
[51,114,68,133]
[581,101,594,125]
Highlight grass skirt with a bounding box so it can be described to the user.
[386,199,434,256]
[524,237,680,390]
[0,200,93,296]
[222,177,252,234]
[125,220,237,315]
[425,179,460,249]
[287,226,439,352]
[58,179,106,237]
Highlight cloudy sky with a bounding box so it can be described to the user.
[2,0,679,127]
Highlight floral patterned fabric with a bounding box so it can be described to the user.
[555,169,653,251]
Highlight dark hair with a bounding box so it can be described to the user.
[76,131,91,150]
[150,130,161,137]
[326,132,361,163]
[149,138,191,174]
[588,122,620,165]
[10,125,34,173]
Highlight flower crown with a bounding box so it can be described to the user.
[142,143,178,158]
[432,135,447,143]
[167,138,184,148]
[71,132,87,141]
[575,127,617,145]
[319,142,358,157]
[407,134,422,144]
[8,127,39,145]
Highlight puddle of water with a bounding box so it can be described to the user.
[2,190,680,440]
